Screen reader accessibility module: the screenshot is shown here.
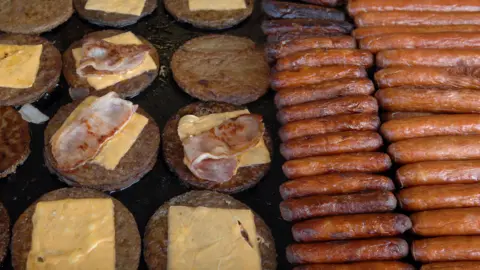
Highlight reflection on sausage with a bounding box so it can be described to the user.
[413,236,480,263]
[377,49,480,68]
[421,261,480,270]
[348,0,480,16]
[411,208,480,236]
[355,11,480,27]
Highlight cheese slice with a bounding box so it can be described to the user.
[189,0,247,11]
[53,96,148,170]
[85,0,145,16]
[27,199,115,270]
[0,44,42,88]
[167,206,261,270]
[72,32,157,90]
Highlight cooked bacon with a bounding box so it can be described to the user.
[214,114,265,152]
[76,38,150,77]
[51,92,137,171]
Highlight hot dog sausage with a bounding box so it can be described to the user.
[411,208,480,236]
[263,0,346,20]
[421,262,480,270]
[377,49,480,68]
[397,160,480,188]
[277,96,378,124]
[381,112,435,121]
[388,135,480,164]
[276,49,373,71]
[280,173,395,200]
[272,66,367,90]
[381,114,480,142]
[354,25,480,39]
[267,32,346,44]
[275,78,374,108]
[376,88,480,113]
[397,183,480,211]
[283,152,392,179]
[348,0,480,16]
[413,236,480,263]
[279,113,380,142]
[355,11,480,27]
[280,131,383,160]
[293,213,411,242]
[295,261,415,270]
[280,190,397,221]
[261,19,353,35]
[287,238,408,264]
[299,0,345,7]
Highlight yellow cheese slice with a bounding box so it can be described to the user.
[189,0,247,11]
[0,44,42,88]
[27,199,115,270]
[52,96,148,170]
[85,0,145,16]
[72,32,157,90]
[167,206,261,270]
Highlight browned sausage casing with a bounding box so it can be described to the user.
[261,19,353,35]
[267,32,346,44]
[381,114,480,142]
[281,131,382,160]
[413,236,480,263]
[398,183,480,211]
[388,135,480,164]
[283,152,392,179]
[277,96,378,124]
[381,112,435,121]
[355,11,480,27]
[376,88,480,113]
[360,33,480,53]
[280,173,395,199]
[421,262,480,270]
[397,160,480,188]
[275,78,374,108]
[377,49,480,68]
[295,261,415,270]
[272,66,367,90]
[280,191,397,221]
[263,0,346,20]
[276,49,373,71]
[293,213,411,242]
[411,208,480,237]
[354,25,480,39]
[287,238,408,264]
[299,0,345,7]
[348,0,480,16]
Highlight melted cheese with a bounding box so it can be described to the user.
[72,32,157,90]
[189,0,247,11]
[53,96,148,170]
[85,0,145,16]
[167,206,261,270]
[27,199,115,270]
[0,44,42,88]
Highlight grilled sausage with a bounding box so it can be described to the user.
[283,152,392,179]
[287,238,408,264]
[263,0,346,20]
[421,262,480,270]
[413,236,480,262]
[411,208,480,237]
[398,183,480,211]
[381,112,435,121]
[348,0,480,16]
[261,19,353,35]
[267,32,346,44]
[280,173,395,200]
[295,261,415,270]
[299,0,345,7]
[377,49,480,68]
[355,11,480,27]
[293,213,411,242]
[397,160,480,188]
[277,96,378,124]
[275,78,374,108]
[354,25,480,39]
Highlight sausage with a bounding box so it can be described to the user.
[388,135,480,164]
[287,238,408,264]
[277,96,378,124]
[381,114,480,142]
[276,49,373,71]
[376,88,480,113]
[293,213,412,242]
[354,25,480,39]
[272,66,367,90]
[360,33,480,53]
[280,190,397,221]
[279,113,380,142]
[381,112,435,121]
[295,261,415,270]
[348,0,480,16]
[377,49,480,68]
[421,262,480,270]
[266,36,356,60]
[411,208,480,237]
[267,32,346,44]
[397,160,480,188]
[261,19,353,35]
[413,236,480,263]
[299,0,345,7]
[279,173,395,200]
[263,0,346,20]
[275,78,375,108]
[355,11,480,27]
[283,152,392,179]
[397,183,480,211]
[280,131,382,160]
[375,67,480,89]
